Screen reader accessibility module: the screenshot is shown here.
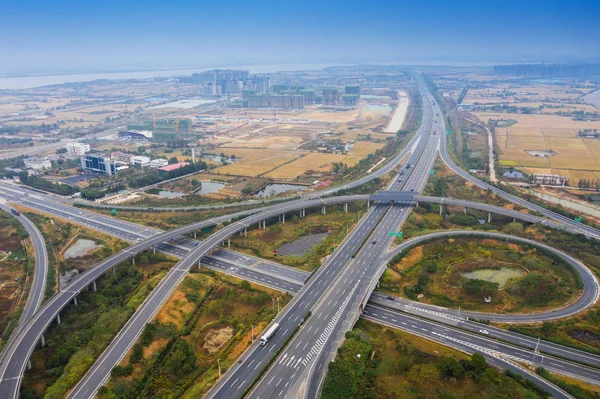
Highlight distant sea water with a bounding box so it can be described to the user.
[0,63,347,90]
[0,61,498,90]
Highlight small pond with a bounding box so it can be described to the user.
[63,239,102,259]
[256,183,307,198]
[194,181,225,195]
[525,150,556,157]
[461,267,524,288]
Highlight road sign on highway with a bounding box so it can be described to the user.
[574,217,582,223]
[396,232,403,237]
[446,131,450,136]
[389,231,395,236]
[430,170,434,175]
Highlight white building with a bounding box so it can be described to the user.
[65,142,90,156]
[131,156,151,166]
[148,158,169,169]
[532,174,568,186]
[24,158,52,171]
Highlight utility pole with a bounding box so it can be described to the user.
[218,358,222,379]
[252,325,255,343]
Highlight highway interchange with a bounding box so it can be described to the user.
[1,74,600,398]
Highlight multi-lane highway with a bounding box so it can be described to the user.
[205,74,438,399]
[2,74,598,399]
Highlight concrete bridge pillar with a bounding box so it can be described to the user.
[262,221,266,230]
[488,213,492,223]
[464,207,467,214]
[282,214,285,224]
[344,203,348,213]
[153,246,156,254]
[244,228,247,238]
[228,237,231,247]
[40,334,45,348]
[367,200,370,209]
[131,256,135,266]
[299,209,303,218]
[92,280,97,292]
[194,231,197,239]
[56,313,61,325]
[439,205,443,216]
[198,259,201,269]
[73,296,78,306]
[303,209,306,218]
[322,205,326,215]
[27,360,32,371]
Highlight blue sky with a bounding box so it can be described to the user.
[0,0,598,74]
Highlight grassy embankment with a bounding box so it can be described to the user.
[322,318,552,399]
[99,270,289,399]
[0,210,33,351]
[20,253,176,399]
[383,237,580,314]
[229,202,364,272]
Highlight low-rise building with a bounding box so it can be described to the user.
[502,170,525,179]
[148,158,169,168]
[24,158,52,171]
[157,162,190,176]
[532,173,568,186]
[111,151,133,163]
[131,156,151,166]
[65,142,90,156]
[80,154,117,176]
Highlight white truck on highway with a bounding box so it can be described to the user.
[260,323,280,345]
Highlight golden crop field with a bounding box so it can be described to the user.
[212,148,302,177]
[481,112,600,181]
[346,140,385,157]
[263,153,346,179]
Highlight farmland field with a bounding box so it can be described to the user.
[475,112,600,182]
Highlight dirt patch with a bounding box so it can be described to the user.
[203,326,234,354]
[396,246,423,270]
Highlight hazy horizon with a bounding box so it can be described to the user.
[1,0,599,76]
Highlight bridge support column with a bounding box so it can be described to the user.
[464,207,467,214]
[244,228,247,238]
[262,221,266,230]
[112,266,116,276]
[303,209,306,218]
[282,214,285,224]
[344,203,348,213]
[131,256,135,266]
[153,246,156,254]
[194,231,197,239]
[488,213,492,223]
[367,200,370,209]
[73,296,78,306]
[40,334,45,348]
[27,360,32,371]
[439,205,443,216]
[228,237,231,247]
[322,205,326,215]
[56,314,61,325]
[92,280,97,292]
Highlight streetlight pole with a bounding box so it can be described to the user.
[218,358,221,379]
[252,325,255,343]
